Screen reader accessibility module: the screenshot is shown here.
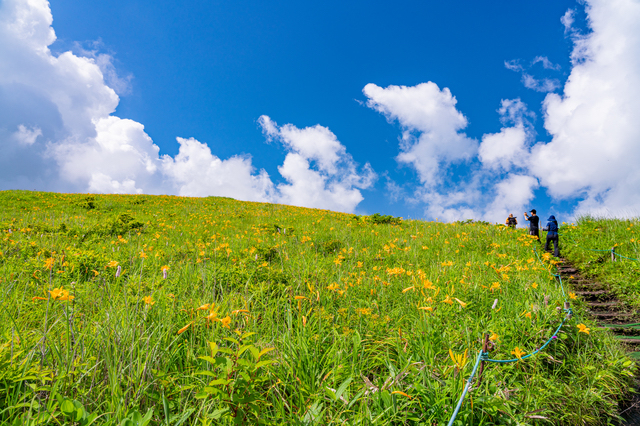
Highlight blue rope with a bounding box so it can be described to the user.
[614,253,640,262]
[446,246,572,425]
[446,310,571,424]
[447,350,485,426]
[484,311,571,363]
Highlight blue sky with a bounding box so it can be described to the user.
[1,0,639,222]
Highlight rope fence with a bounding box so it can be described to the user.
[448,228,638,424]
[447,246,572,425]
[561,231,640,263]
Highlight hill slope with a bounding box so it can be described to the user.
[0,191,634,425]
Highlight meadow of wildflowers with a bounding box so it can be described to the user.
[0,190,635,425]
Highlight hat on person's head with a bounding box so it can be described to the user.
[530,209,537,214]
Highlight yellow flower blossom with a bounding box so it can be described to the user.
[402,286,415,293]
[418,306,433,312]
[177,322,193,334]
[449,348,468,369]
[47,286,74,301]
[107,260,119,268]
[454,298,467,308]
[441,295,453,305]
[577,324,590,334]
[489,332,499,342]
[221,316,231,329]
[391,391,412,398]
[569,292,577,300]
[511,347,526,360]
[44,257,55,270]
[142,296,155,306]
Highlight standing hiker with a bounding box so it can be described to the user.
[543,215,560,257]
[505,214,518,229]
[524,209,540,241]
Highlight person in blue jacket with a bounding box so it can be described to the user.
[543,215,560,257]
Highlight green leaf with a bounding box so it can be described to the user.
[162,393,170,424]
[208,378,232,386]
[60,399,75,414]
[238,343,255,357]
[257,347,274,360]
[224,337,240,346]
[196,370,218,377]
[254,359,275,370]
[141,408,154,425]
[74,404,85,422]
[335,377,353,402]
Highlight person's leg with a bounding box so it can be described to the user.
[545,235,551,251]
[554,236,560,257]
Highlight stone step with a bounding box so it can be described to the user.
[616,337,640,344]
[588,301,621,307]
[592,311,635,318]
[574,289,609,296]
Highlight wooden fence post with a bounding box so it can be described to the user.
[611,247,616,262]
[477,333,490,387]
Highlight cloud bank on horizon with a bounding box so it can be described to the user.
[0,0,639,220]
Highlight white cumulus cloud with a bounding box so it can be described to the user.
[363,82,477,186]
[531,0,640,217]
[258,116,376,213]
[0,0,372,213]
[479,99,534,170]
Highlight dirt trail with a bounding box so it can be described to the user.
[556,258,640,425]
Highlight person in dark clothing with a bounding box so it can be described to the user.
[524,209,540,241]
[543,215,560,257]
[506,214,518,229]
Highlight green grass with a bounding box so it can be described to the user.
[561,216,640,310]
[0,190,635,425]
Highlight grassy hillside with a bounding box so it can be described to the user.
[562,217,640,310]
[0,191,635,425]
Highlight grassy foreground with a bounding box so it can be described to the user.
[0,190,635,425]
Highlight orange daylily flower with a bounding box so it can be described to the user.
[177,322,193,334]
[220,316,231,329]
[577,324,590,334]
[511,347,526,360]
[44,257,55,270]
[454,298,467,308]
